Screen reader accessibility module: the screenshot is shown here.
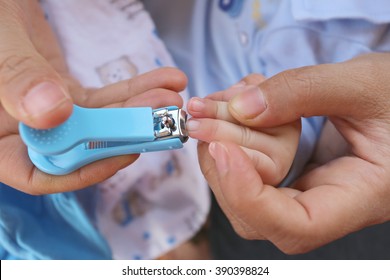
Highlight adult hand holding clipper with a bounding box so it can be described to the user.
[19,105,188,175]
[0,0,186,194]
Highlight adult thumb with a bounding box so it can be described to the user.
[0,1,72,129]
[227,53,390,127]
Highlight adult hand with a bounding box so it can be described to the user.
[199,53,390,254]
[187,74,300,186]
[0,0,73,128]
[0,1,186,194]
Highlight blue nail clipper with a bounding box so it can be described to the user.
[19,105,188,175]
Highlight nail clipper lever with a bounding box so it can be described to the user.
[19,105,188,175]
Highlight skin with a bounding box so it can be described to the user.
[189,53,390,254]
[0,0,186,194]
[187,74,300,186]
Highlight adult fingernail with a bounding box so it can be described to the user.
[22,82,70,118]
[229,85,266,119]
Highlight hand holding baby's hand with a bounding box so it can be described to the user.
[194,54,390,254]
[187,80,300,186]
[187,74,301,242]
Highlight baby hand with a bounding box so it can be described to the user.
[187,78,300,186]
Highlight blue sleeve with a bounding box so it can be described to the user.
[0,183,112,259]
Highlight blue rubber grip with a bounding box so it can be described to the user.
[19,105,155,155]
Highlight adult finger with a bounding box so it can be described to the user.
[206,141,388,253]
[205,73,266,102]
[227,53,390,127]
[206,141,309,244]
[0,134,139,194]
[78,67,187,108]
[93,88,184,110]
[0,0,73,129]
[197,141,263,240]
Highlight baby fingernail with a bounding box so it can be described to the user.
[188,97,205,112]
[186,119,200,132]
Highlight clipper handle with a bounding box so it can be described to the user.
[19,105,155,155]
[19,105,188,175]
